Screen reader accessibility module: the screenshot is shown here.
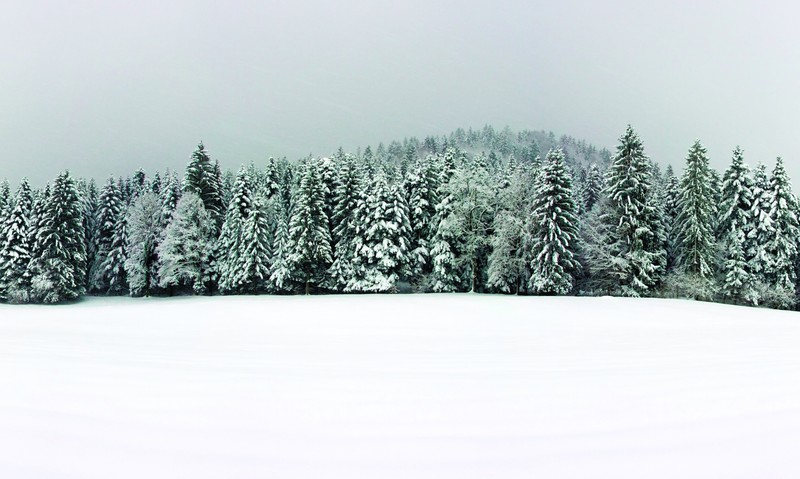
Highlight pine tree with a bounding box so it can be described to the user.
[718,147,754,243]
[0,179,33,302]
[157,192,216,294]
[720,226,756,305]
[28,172,87,303]
[581,163,603,212]
[748,163,773,284]
[766,158,799,296]
[661,166,681,273]
[102,210,128,294]
[675,141,717,280]
[235,197,274,293]
[428,194,461,292]
[404,157,440,279]
[90,178,124,292]
[161,172,182,220]
[217,167,255,293]
[81,178,99,288]
[268,202,292,293]
[125,191,164,296]
[184,143,224,231]
[599,126,664,296]
[264,157,281,199]
[286,160,333,294]
[328,154,363,291]
[528,148,580,294]
[348,176,411,292]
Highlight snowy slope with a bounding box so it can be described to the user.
[1,295,800,478]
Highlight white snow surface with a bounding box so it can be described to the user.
[2,294,800,478]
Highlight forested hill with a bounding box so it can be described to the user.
[364,125,611,173]
[0,125,797,312]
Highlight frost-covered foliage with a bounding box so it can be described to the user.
[0,179,33,302]
[487,161,534,294]
[348,175,411,292]
[595,126,664,297]
[286,160,333,294]
[675,141,717,280]
[125,191,164,297]
[528,148,580,295]
[28,172,87,303]
[2,127,800,311]
[157,192,216,294]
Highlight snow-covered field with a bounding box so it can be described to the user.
[1,295,800,478]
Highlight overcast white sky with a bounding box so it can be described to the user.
[1,1,799,186]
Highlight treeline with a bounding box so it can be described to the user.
[0,125,797,309]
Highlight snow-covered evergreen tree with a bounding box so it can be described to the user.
[28,172,87,303]
[101,209,128,294]
[184,143,224,231]
[125,191,164,296]
[157,192,216,295]
[348,175,411,292]
[161,172,181,220]
[234,197,274,293]
[0,179,33,302]
[404,156,440,280]
[217,167,255,293]
[286,160,333,294]
[428,193,461,292]
[268,201,292,293]
[720,226,756,305]
[718,147,754,244]
[748,163,773,284]
[528,148,580,295]
[581,163,603,212]
[765,158,799,296]
[675,141,717,280]
[90,178,124,292]
[327,154,363,291]
[598,126,664,296]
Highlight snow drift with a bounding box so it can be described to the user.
[1,295,799,478]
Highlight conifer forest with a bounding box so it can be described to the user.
[1,125,797,310]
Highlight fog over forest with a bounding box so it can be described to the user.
[1,1,799,187]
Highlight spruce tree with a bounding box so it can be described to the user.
[0,179,33,302]
[528,148,580,295]
[582,163,603,212]
[184,143,224,231]
[675,141,717,280]
[404,157,440,279]
[718,147,754,243]
[286,160,333,294]
[235,197,274,293]
[720,225,756,305]
[766,157,799,296]
[748,163,773,284]
[28,172,87,303]
[348,176,411,292]
[328,154,363,291]
[599,126,664,296]
[217,167,255,293]
[90,178,124,292]
[102,210,128,295]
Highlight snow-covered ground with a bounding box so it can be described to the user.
[1,295,800,478]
